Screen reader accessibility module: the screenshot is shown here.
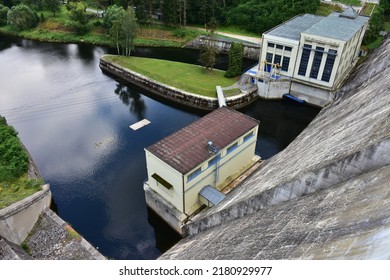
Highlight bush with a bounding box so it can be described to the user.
[225,42,244,78]
[0,4,9,26]
[7,4,38,30]
[0,116,29,181]
[66,1,91,35]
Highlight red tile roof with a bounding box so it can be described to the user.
[146,107,259,174]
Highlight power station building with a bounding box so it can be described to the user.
[245,7,369,107]
[144,107,260,235]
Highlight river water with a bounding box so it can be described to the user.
[0,35,319,259]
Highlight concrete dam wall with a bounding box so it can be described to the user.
[160,37,390,259]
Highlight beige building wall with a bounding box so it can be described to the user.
[260,34,300,77]
[145,126,259,217]
[293,34,345,89]
[294,21,368,90]
[145,150,184,213]
[183,127,259,215]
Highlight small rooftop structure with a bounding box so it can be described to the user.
[199,185,225,207]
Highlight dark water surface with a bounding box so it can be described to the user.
[0,35,319,259]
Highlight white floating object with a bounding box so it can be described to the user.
[129,119,151,130]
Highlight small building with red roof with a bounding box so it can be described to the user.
[144,107,260,235]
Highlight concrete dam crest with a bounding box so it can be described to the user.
[160,36,390,259]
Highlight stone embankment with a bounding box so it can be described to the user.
[99,55,258,111]
[160,37,390,259]
[185,35,261,60]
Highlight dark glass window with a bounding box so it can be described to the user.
[309,47,324,79]
[321,49,337,82]
[298,44,312,76]
[285,46,292,52]
[266,52,273,63]
[274,54,282,65]
[276,44,283,49]
[268,42,275,48]
[281,56,290,71]
[227,142,238,155]
[243,132,254,142]
[187,167,202,182]
[208,155,221,168]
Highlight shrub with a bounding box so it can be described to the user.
[7,4,38,30]
[0,4,9,26]
[225,42,244,78]
[0,116,29,181]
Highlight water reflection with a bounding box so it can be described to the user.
[114,83,147,120]
[0,34,319,259]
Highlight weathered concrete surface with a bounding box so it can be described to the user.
[160,37,390,259]
[161,166,390,259]
[0,208,105,260]
[22,208,105,260]
[0,236,32,260]
[0,184,52,244]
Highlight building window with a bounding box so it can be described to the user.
[276,44,283,50]
[152,173,173,190]
[187,167,202,182]
[321,49,337,82]
[268,42,275,48]
[281,56,290,72]
[309,47,324,79]
[208,154,221,168]
[227,142,238,155]
[274,54,282,66]
[266,52,273,63]
[285,46,292,52]
[298,44,312,76]
[243,131,254,143]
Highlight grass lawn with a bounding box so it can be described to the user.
[359,3,376,16]
[104,55,238,98]
[0,176,43,209]
[316,2,343,16]
[333,0,362,6]
[384,21,390,32]
[365,36,384,50]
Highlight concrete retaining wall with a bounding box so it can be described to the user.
[99,56,258,110]
[0,184,52,245]
[186,138,390,236]
[186,36,261,60]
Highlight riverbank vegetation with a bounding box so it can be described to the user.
[104,55,237,97]
[1,1,388,51]
[0,116,42,209]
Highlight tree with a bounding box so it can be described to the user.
[199,17,218,70]
[66,1,90,35]
[0,4,9,26]
[103,4,125,29]
[109,6,138,56]
[44,0,61,16]
[122,7,138,56]
[7,4,38,30]
[225,42,243,77]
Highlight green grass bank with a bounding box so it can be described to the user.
[104,55,238,97]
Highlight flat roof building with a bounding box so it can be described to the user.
[144,107,260,235]
[252,7,370,107]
